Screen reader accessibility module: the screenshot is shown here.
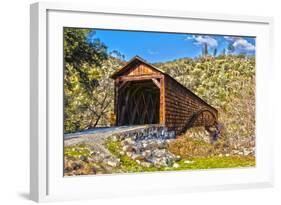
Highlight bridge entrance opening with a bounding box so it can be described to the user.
[117,79,160,126]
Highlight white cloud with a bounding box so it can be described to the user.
[186,35,218,47]
[224,36,255,52]
[224,36,240,42]
[233,38,255,51]
[185,36,194,40]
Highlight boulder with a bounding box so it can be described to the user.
[79,155,88,162]
[153,149,167,158]
[111,135,119,142]
[122,145,134,152]
[142,150,152,158]
[173,163,180,168]
[131,153,145,161]
[152,157,171,168]
[105,159,120,167]
[71,162,83,170]
[126,152,133,158]
[175,155,181,161]
[243,150,251,156]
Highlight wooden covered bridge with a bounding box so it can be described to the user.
[111,56,218,135]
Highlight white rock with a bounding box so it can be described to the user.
[153,149,166,158]
[124,138,135,145]
[120,140,127,146]
[126,152,133,157]
[184,160,194,164]
[131,154,145,160]
[111,136,118,142]
[173,163,180,168]
[232,150,240,155]
[141,162,152,168]
[142,142,148,149]
[175,155,181,161]
[152,157,169,167]
[106,160,119,167]
[142,150,152,158]
[122,145,133,152]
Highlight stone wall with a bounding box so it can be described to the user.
[112,124,176,141]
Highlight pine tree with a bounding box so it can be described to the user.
[202,43,208,57]
[222,48,226,56]
[213,48,217,57]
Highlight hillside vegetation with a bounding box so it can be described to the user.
[155,56,255,150]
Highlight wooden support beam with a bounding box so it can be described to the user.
[118,80,129,91]
[159,77,165,124]
[151,78,161,89]
[117,74,163,82]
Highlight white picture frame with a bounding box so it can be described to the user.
[30,1,274,202]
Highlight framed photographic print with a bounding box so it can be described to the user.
[30,2,274,202]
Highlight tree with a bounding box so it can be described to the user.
[64,28,118,133]
[202,43,208,57]
[227,43,235,55]
[64,28,108,93]
[222,48,226,56]
[213,48,217,57]
[110,50,125,61]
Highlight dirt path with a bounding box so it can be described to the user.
[64,125,158,146]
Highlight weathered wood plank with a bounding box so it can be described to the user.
[117,74,163,82]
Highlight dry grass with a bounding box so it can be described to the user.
[168,132,232,159]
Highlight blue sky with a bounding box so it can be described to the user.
[88,29,255,63]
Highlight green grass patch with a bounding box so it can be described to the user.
[64,144,91,158]
[106,140,121,156]
[167,156,255,171]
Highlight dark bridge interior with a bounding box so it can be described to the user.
[117,80,160,125]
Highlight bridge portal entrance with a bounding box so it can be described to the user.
[117,80,160,125]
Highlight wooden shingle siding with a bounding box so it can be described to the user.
[164,75,217,133]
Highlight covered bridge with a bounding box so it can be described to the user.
[111,56,218,134]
